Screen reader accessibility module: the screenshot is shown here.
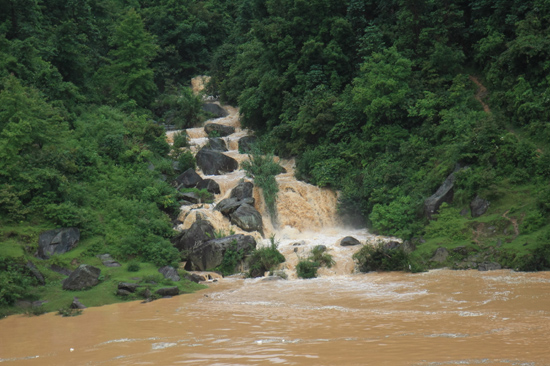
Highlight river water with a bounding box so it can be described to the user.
[2,98,550,365]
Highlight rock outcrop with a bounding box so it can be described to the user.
[202,103,228,118]
[37,228,80,259]
[62,264,101,290]
[204,122,235,137]
[196,148,238,175]
[188,234,256,271]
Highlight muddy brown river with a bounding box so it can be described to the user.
[1,269,550,365]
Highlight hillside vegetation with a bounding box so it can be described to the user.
[1,0,550,314]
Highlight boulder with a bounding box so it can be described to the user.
[401,240,416,254]
[117,289,132,297]
[62,264,101,290]
[202,103,228,118]
[230,204,263,233]
[230,181,254,200]
[431,247,449,263]
[159,266,180,281]
[171,217,215,253]
[340,236,361,246]
[478,262,502,271]
[196,149,238,175]
[26,261,45,285]
[470,196,490,218]
[196,178,221,194]
[238,136,258,153]
[180,191,201,204]
[424,169,458,220]
[155,287,179,297]
[118,282,140,292]
[204,123,235,137]
[37,228,80,259]
[216,197,243,215]
[176,168,203,188]
[97,253,121,267]
[205,137,228,152]
[188,234,256,271]
[185,273,206,283]
[71,297,87,309]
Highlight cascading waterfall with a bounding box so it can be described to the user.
[169,81,398,278]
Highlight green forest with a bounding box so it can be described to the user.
[1,0,550,313]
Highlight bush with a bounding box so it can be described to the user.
[177,150,196,172]
[247,236,285,277]
[127,261,141,272]
[152,84,203,129]
[353,242,410,272]
[0,258,36,306]
[515,243,550,271]
[296,260,320,279]
[216,240,246,276]
[172,131,189,149]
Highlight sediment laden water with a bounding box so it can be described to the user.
[3,99,550,365]
[1,270,550,365]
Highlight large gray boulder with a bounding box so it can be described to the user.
[37,228,80,259]
[176,168,203,188]
[204,123,235,137]
[171,218,215,253]
[424,170,458,220]
[159,266,180,281]
[216,197,243,215]
[238,136,258,153]
[202,103,228,118]
[62,264,101,290]
[230,181,254,200]
[196,148,238,175]
[230,204,263,233]
[155,287,179,297]
[205,137,228,152]
[188,234,256,271]
[470,195,490,218]
[196,178,221,194]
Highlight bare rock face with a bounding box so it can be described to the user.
[196,148,238,175]
[62,264,101,290]
[230,204,263,234]
[204,122,234,137]
[37,228,80,259]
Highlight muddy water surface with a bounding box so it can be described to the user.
[2,269,550,365]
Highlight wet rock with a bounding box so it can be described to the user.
[176,168,203,188]
[340,236,361,246]
[230,204,263,233]
[216,197,243,215]
[196,148,238,175]
[37,228,80,259]
[71,297,87,309]
[155,287,179,297]
[171,218,215,253]
[470,196,490,218]
[424,167,461,220]
[185,273,206,283]
[118,282,140,292]
[478,262,502,271]
[230,181,254,200]
[196,178,221,194]
[62,264,101,290]
[431,247,449,263]
[238,136,258,153]
[204,123,234,137]
[205,137,228,152]
[159,266,180,281]
[188,234,256,271]
[180,191,201,204]
[202,103,228,118]
[26,261,45,285]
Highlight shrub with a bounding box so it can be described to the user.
[247,236,285,277]
[0,258,36,306]
[216,240,246,276]
[172,131,189,149]
[515,243,550,271]
[57,307,82,317]
[296,260,320,279]
[177,150,196,172]
[353,242,410,272]
[127,261,141,272]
